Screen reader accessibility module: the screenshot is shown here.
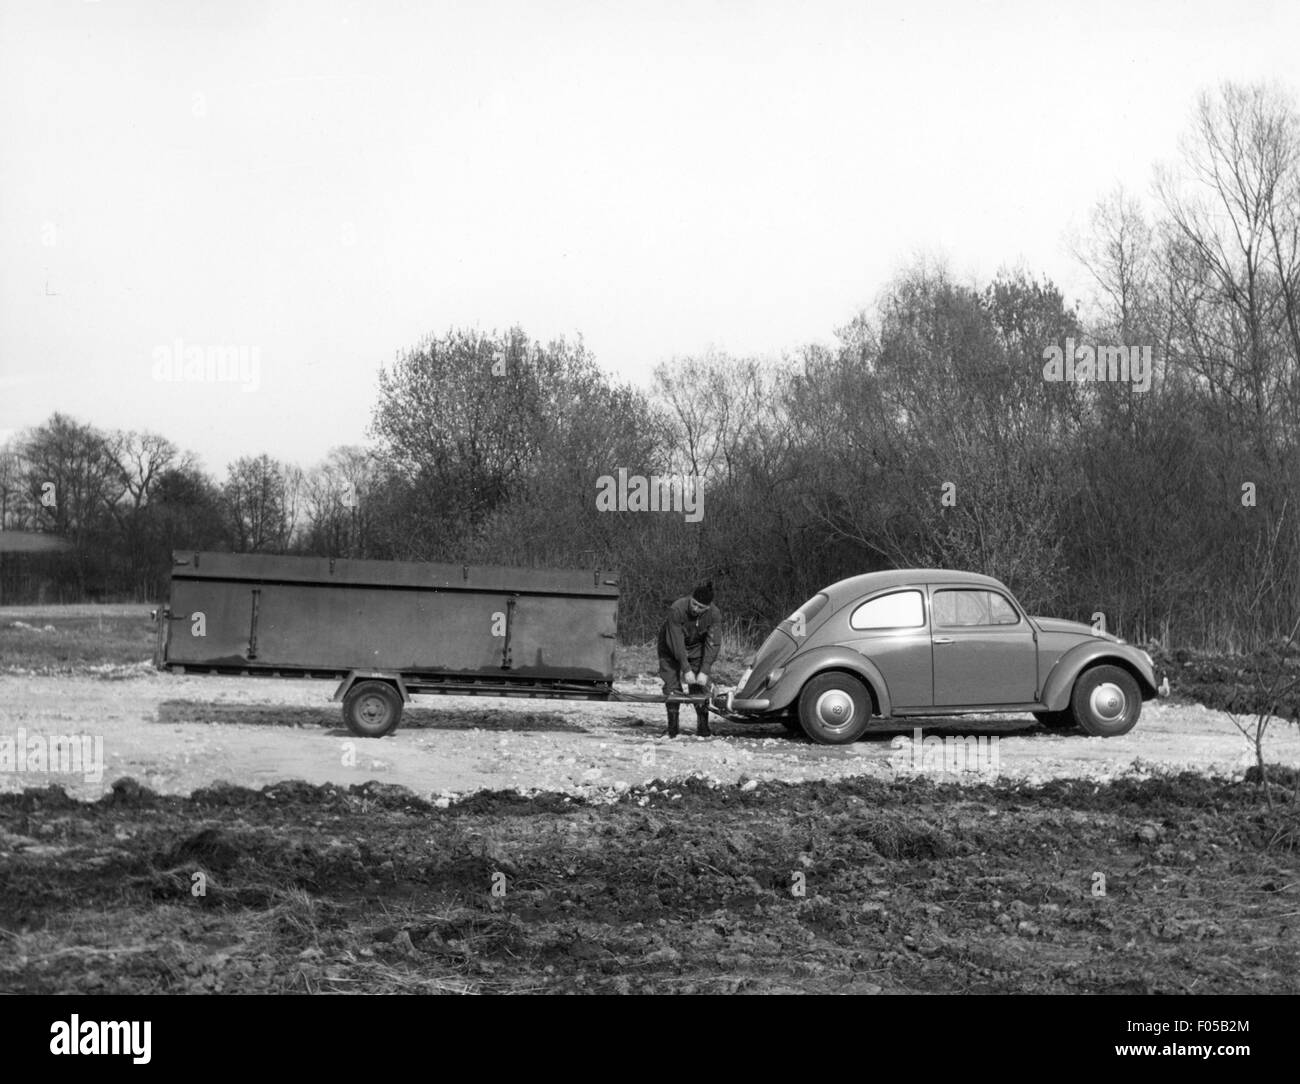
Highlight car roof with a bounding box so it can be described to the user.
[817,568,1009,609]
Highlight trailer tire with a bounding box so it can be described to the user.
[343,680,404,738]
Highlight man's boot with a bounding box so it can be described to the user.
[696,703,711,738]
[666,703,680,738]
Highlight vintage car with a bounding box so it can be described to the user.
[715,569,1160,744]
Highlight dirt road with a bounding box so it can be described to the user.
[2,668,1294,801]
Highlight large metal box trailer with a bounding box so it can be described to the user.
[154,551,626,737]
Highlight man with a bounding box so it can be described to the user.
[657,580,720,738]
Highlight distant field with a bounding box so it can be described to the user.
[0,604,153,619]
[0,610,156,669]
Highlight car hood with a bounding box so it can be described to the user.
[1032,616,1120,643]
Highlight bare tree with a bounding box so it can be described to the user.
[222,454,300,553]
[652,351,771,483]
[0,440,23,530]
[1071,186,1160,347]
[1156,82,1300,449]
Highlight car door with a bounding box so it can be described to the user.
[841,588,933,709]
[929,586,1037,706]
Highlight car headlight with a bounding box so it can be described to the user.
[767,666,785,685]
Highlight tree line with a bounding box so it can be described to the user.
[2,82,1297,650]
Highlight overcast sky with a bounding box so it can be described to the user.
[1,0,1297,474]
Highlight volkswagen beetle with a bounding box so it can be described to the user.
[715,569,1161,744]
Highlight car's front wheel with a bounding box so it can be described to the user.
[797,672,872,745]
[1069,665,1141,737]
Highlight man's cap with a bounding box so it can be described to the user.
[691,581,714,605]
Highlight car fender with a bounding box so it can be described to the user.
[1040,644,1157,711]
[762,646,892,717]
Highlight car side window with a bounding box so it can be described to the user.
[849,590,925,630]
[988,592,1019,624]
[933,589,1020,627]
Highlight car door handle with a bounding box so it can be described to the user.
[933,637,955,645]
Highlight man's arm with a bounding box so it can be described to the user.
[699,610,721,674]
[665,605,691,673]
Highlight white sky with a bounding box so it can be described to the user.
[1,0,1297,474]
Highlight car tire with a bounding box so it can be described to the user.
[343,680,404,738]
[1033,710,1077,730]
[797,672,872,745]
[1069,665,1141,737]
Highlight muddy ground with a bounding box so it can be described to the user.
[1,605,1297,994]
[2,772,1297,994]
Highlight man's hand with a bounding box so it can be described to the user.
[696,672,710,687]
[682,670,697,687]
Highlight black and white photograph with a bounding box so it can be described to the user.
[0,0,1296,1051]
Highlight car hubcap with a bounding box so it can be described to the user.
[1089,682,1126,722]
[815,689,856,729]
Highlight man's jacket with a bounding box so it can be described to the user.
[657,596,721,673]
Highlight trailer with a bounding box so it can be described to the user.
[154,550,692,737]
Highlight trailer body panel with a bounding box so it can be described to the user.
[160,551,618,683]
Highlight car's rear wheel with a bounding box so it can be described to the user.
[343,680,404,738]
[1033,710,1077,730]
[1069,665,1141,737]
[797,673,872,745]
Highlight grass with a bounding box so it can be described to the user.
[0,613,156,670]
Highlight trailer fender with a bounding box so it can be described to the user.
[332,670,410,703]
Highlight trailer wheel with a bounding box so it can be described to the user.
[343,681,403,738]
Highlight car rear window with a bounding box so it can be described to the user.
[849,589,925,630]
[785,587,826,636]
[786,592,828,626]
